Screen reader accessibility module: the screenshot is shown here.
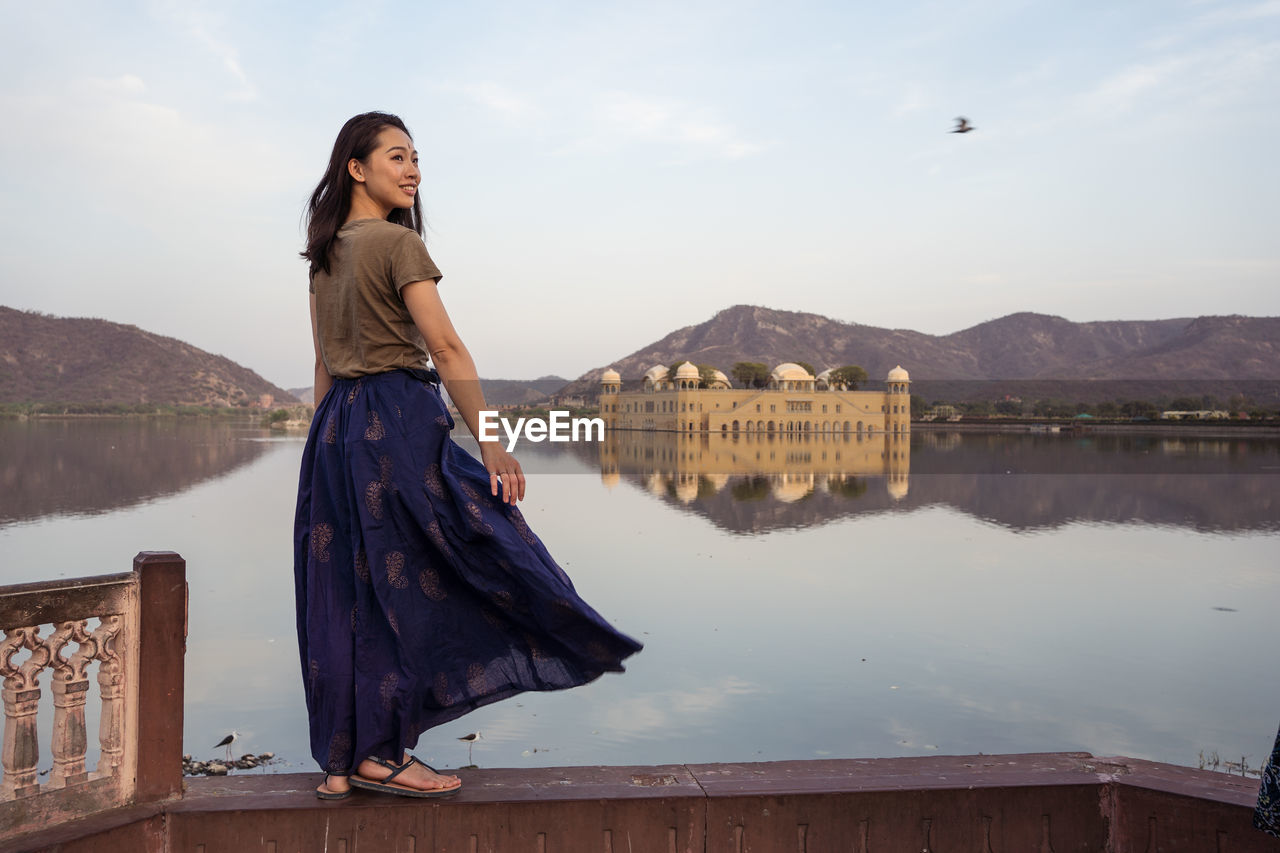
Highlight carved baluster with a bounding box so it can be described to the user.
[1,627,52,799]
[49,620,94,788]
[93,616,125,780]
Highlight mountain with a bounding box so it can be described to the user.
[0,307,297,407]
[287,376,568,408]
[560,305,1280,402]
[468,376,568,407]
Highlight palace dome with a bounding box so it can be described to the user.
[601,368,621,383]
[887,365,910,382]
[643,365,669,383]
[771,363,813,381]
[674,362,700,381]
[708,369,731,388]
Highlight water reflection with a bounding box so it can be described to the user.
[566,431,905,534]
[566,429,1279,534]
[0,419,273,526]
[1,421,1275,771]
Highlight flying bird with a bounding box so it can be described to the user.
[950,117,975,134]
[213,731,240,761]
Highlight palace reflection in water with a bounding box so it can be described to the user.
[557,428,1280,534]
[590,430,908,532]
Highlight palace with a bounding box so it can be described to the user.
[598,362,911,435]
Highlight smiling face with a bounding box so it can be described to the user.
[347,126,420,220]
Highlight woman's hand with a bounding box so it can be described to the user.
[479,442,526,505]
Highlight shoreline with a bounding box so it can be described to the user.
[0,410,270,421]
[912,420,1280,438]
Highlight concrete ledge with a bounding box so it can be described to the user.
[2,753,1269,853]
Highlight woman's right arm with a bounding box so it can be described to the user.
[310,293,333,407]
[401,279,526,504]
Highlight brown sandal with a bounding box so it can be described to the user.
[315,774,352,800]
[348,755,461,798]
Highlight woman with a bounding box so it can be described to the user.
[295,112,642,799]
[1258,724,1279,837]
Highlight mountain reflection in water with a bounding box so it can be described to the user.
[557,430,1280,534]
[0,418,273,526]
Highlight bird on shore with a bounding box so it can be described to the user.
[458,731,482,764]
[951,116,975,133]
[213,731,240,761]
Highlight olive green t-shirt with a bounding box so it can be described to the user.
[309,218,443,378]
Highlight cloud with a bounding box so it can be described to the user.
[1064,30,1279,128]
[891,85,931,118]
[593,92,766,160]
[0,73,297,217]
[193,30,257,102]
[443,81,542,123]
[1194,0,1280,25]
[153,2,258,101]
[85,74,147,97]
[1077,57,1190,116]
[435,80,768,161]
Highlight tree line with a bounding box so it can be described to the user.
[912,394,1277,420]
[730,362,860,389]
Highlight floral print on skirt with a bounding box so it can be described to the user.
[294,369,642,773]
[1258,722,1280,837]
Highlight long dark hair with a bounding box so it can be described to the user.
[301,111,425,277]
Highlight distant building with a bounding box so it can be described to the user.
[1159,410,1229,421]
[924,404,960,422]
[598,363,911,435]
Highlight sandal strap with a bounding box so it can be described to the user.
[366,754,411,785]
[407,755,442,774]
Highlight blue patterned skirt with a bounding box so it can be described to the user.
[1258,723,1280,837]
[293,369,642,773]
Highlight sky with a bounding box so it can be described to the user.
[1,1,1277,386]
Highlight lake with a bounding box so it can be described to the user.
[1,418,1277,777]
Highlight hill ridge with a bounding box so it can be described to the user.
[558,305,1280,399]
[0,306,297,407]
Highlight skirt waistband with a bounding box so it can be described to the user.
[399,366,441,385]
[330,367,441,388]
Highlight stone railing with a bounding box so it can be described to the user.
[0,553,186,842]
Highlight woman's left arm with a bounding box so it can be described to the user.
[310,293,333,407]
[401,279,526,504]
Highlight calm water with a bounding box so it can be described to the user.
[1,418,1277,777]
